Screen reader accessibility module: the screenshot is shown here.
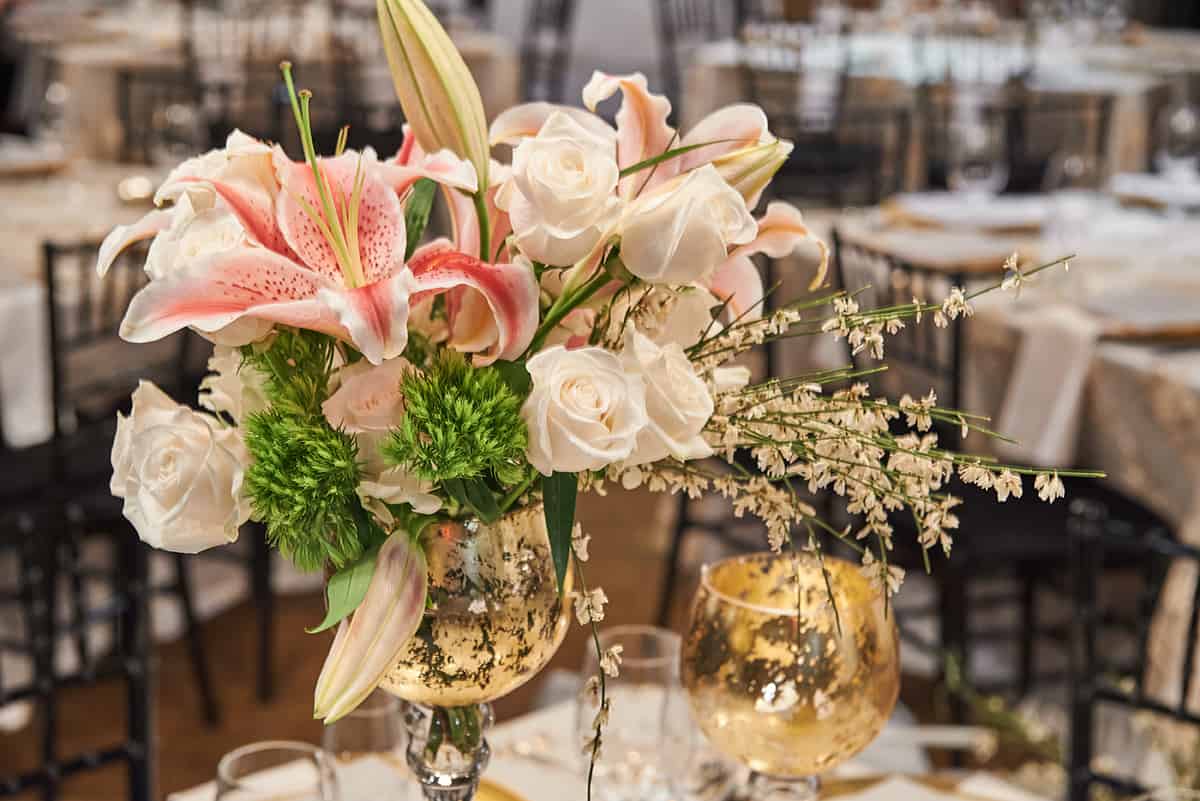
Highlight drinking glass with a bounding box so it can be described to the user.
[575,625,681,801]
[321,690,410,797]
[148,101,207,168]
[1155,102,1200,183]
[680,552,900,801]
[1043,148,1109,253]
[947,113,1009,200]
[216,741,340,801]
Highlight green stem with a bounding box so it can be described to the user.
[473,191,491,263]
[499,471,537,513]
[525,268,613,356]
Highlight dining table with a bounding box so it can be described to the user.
[681,26,1190,184]
[789,190,1200,719]
[166,696,1059,801]
[11,2,520,162]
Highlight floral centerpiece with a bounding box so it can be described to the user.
[96,0,1094,797]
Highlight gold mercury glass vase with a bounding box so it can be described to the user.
[379,503,573,801]
[681,551,900,801]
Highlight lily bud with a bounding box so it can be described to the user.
[376,0,490,189]
[314,533,428,723]
[712,139,794,209]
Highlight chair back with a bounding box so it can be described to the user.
[328,0,409,155]
[920,80,1115,194]
[117,67,213,166]
[655,0,738,108]
[520,0,577,103]
[43,240,195,477]
[1068,500,1195,801]
[0,509,154,801]
[831,229,965,411]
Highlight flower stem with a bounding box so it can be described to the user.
[473,190,491,263]
[524,266,613,355]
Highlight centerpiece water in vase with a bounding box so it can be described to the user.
[94,0,1095,798]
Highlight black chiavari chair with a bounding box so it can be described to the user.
[831,230,1169,712]
[1068,501,1189,801]
[520,0,577,104]
[0,509,154,801]
[741,33,913,206]
[919,79,1116,194]
[655,0,738,115]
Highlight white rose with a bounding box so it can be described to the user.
[620,329,714,465]
[496,112,623,267]
[322,357,413,435]
[145,193,248,281]
[199,345,269,424]
[620,164,757,285]
[522,346,648,475]
[111,381,250,553]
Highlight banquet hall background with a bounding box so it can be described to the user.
[3,0,1200,800]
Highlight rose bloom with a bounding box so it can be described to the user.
[496,112,623,267]
[322,357,440,516]
[620,328,714,465]
[522,346,648,475]
[619,164,757,285]
[110,381,250,553]
[199,345,269,424]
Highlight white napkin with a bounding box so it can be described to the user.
[957,772,1052,801]
[0,282,54,448]
[1112,173,1200,211]
[994,304,1101,467]
[893,194,1050,232]
[836,776,961,801]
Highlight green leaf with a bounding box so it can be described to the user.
[306,546,380,634]
[543,472,577,594]
[617,138,743,179]
[442,477,501,523]
[461,477,501,523]
[404,178,438,260]
[492,360,531,398]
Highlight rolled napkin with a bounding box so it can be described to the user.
[994,304,1102,468]
[0,283,54,449]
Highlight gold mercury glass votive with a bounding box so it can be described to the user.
[681,551,900,786]
[378,504,573,708]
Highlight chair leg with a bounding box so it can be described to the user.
[939,564,970,726]
[30,520,60,801]
[63,538,90,678]
[1018,571,1038,699]
[655,495,690,629]
[250,527,275,703]
[121,539,155,801]
[173,555,220,726]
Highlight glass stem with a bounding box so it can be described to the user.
[742,772,821,801]
[405,703,494,801]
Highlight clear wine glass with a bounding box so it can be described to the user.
[216,741,340,801]
[321,690,410,796]
[1155,102,1200,184]
[148,101,207,168]
[575,625,683,801]
[680,552,900,800]
[947,113,1009,200]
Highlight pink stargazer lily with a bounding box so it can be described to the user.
[98,131,539,365]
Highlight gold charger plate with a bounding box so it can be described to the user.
[478,778,528,801]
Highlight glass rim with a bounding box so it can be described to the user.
[699,551,862,617]
[597,624,681,668]
[217,740,329,788]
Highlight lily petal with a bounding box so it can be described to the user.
[677,104,772,174]
[275,149,408,286]
[119,246,342,344]
[96,208,173,276]
[377,147,479,196]
[314,532,428,723]
[729,201,829,291]
[582,71,676,198]
[408,244,539,364]
[316,269,416,365]
[708,253,764,323]
[489,102,616,147]
[444,161,513,261]
[167,175,292,257]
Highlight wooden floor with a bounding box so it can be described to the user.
[0,487,941,800]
